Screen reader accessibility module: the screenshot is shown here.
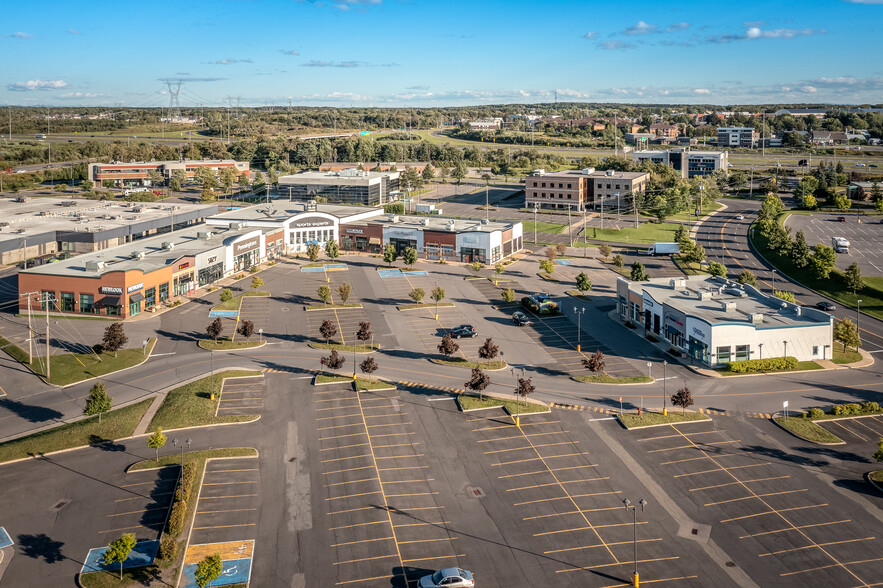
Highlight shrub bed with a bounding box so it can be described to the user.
[726,356,798,373]
[521,297,559,315]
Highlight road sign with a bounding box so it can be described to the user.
[360,131,370,136]
[783,401,789,407]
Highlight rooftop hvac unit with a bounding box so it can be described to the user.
[606,169,615,176]
[230,222,243,230]
[480,219,489,225]
[197,231,213,240]
[131,251,145,259]
[446,220,456,231]
[85,260,106,271]
[669,278,686,289]
[749,313,764,323]
[162,242,174,250]
[421,218,429,226]
[720,301,736,312]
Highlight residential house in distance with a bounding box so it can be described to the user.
[88,160,250,189]
[649,123,681,138]
[468,118,503,131]
[716,127,759,148]
[810,131,849,146]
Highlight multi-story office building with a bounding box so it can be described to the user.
[590,170,650,212]
[277,169,400,206]
[633,149,729,178]
[716,127,759,148]
[88,160,249,188]
[525,169,649,211]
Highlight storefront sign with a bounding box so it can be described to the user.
[207,256,217,264]
[127,283,144,294]
[234,239,259,254]
[665,315,684,327]
[643,299,654,308]
[388,229,415,238]
[691,326,705,339]
[100,286,123,295]
[345,228,364,235]
[178,262,190,270]
[292,216,334,229]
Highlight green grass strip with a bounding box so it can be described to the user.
[775,416,843,443]
[315,373,352,384]
[717,360,822,376]
[354,378,395,391]
[430,357,507,370]
[147,370,262,431]
[457,394,548,413]
[617,411,710,428]
[311,342,378,352]
[197,339,263,350]
[574,374,653,384]
[128,447,258,471]
[0,399,153,464]
[212,291,270,312]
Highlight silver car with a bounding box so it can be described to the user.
[417,568,475,587]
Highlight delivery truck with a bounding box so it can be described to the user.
[645,242,680,256]
[832,237,850,254]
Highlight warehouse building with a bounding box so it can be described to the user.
[616,275,833,366]
[0,196,217,266]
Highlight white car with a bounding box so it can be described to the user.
[418,568,474,588]
[736,214,744,220]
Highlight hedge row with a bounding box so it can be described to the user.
[726,356,798,373]
[157,462,197,562]
[805,401,879,419]
[521,297,559,315]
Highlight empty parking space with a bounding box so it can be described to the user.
[190,457,261,546]
[237,296,271,334]
[818,415,883,446]
[315,386,462,587]
[216,376,265,417]
[96,467,178,541]
[627,421,883,585]
[787,213,883,275]
[462,410,691,586]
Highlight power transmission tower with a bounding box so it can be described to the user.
[165,79,183,118]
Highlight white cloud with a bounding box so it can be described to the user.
[623,21,657,35]
[800,85,817,93]
[66,29,81,35]
[301,60,396,67]
[709,26,826,43]
[281,49,300,56]
[584,31,598,39]
[7,79,67,91]
[59,92,103,99]
[210,58,253,65]
[665,22,690,32]
[694,88,710,94]
[843,0,883,3]
[6,32,33,39]
[598,40,636,50]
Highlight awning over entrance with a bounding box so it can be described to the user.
[129,292,145,303]
[99,296,121,307]
[369,237,381,245]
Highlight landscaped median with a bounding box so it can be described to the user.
[397,302,455,311]
[774,401,882,445]
[574,374,653,384]
[430,357,508,370]
[305,302,363,311]
[147,370,262,431]
[616,410,710,429]
[309,342,379,353]
[457,393,549,414]
[197,338,265,351]
[312,373,396,391]
[211,290,270,313]
[0,336,157,386]
[0,399,154,464]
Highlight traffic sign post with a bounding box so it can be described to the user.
[783,400,789,419]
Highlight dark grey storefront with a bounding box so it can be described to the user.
[663,305,686,349]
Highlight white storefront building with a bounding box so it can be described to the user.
[617,275,834,366]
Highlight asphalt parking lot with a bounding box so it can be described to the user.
[817,415,883,449]
[98,467,177,543]
[619,418,883,586]
[189,456,261,546]
[786,213,883,274]
[238,295,271,335]
[216,375,265,417]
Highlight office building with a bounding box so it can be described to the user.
[716,127,759,148]
[277,169,400,206]
[88,160,249,188]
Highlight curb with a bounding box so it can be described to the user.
[769,414,846,445]
[429,359,509,372]
[308,343,379,354]
[615,411,711,430]
[196,341,267,352]
[571,376,655,386]
[866,471,883,494]
[688,201,729,240]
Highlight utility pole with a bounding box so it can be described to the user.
[43,292,55,379]
[19,291,38,364]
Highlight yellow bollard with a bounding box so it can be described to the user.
[662,408,667,416]
[633,573,639,587]
[577,344,581,352]
[515,416,521,428]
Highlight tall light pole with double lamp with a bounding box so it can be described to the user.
[662,360,668,415]
[533,203,539,245]
[574,306,585,351]
[623,498,647,587]
[172,437,192,466]
[857,299,863,340]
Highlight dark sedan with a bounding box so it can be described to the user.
[512,311,531,326]
[449,325,477,338]
[816,301,836,311]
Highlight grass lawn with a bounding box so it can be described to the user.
[430,357,507,370]
[8,338,157,386]
[751,215,883,321]
[315,373,353,384]
[574,374,653,384]
[303,262,326,268]
[305,303,363,311]
[198,338,263,350]
[871,470,883,483]
[311,342,379,352]
[0,399,153,463]
[587,222,681,245]
[775,416,843,443]
[618,410,710,428]
[128,447,258,471]
[147,370,262,431]
[398,302,455,311]
[664,200,723,221]
[522,220,567,234]
[718,360,822,376]
[458,394,548,413]
[537,272,561,282]
[566,290,592,301]
[832,345,862,364]
[211,291,270,312]
[354,378,395,391]
[672,255,708,276]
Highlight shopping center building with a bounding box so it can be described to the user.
[616,275,833,366]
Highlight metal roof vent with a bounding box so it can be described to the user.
[197,231,213,240]
[131,251,145,259]
[162,242,174,250]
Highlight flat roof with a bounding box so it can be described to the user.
[627,275,829,328]
[368,215,517,233]
[209,202,382,223]
[279,170,395,184]
[92,159,244,167]
[0,197,216,249]
[21,223,258,278]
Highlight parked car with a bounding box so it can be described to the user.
[871,164,878,168]
[449,325,477,339]
[736,214,744,220]
[417,568,474,588]
[512,311,531,326]
[837,216,847,222]
[816,301,836,311]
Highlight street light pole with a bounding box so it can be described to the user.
[623,498,647,587]
[353,332,358,380]
[573,307,585,351]
[857,299,862,339]
[533,204,538,245]
[783,340,788,358]
[662,360,668,415]
[646,361,652,382]
[210,349,214,398]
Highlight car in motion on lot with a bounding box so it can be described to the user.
[449,325,477,338]
[417,568,475,588]
[736,214,744,220]
[837,216,847,222]
[512,311,531,326]
[816,301,836,311]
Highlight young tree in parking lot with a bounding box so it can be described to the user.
[630,261,648,281]
[147,427,166,463]
[319,319,337,344]
[575,271,592,293]
[495,262,505,276]
[103,533,137,580]
[383,243,398,266]
[237,319,255,340]
[306,242,320,262]
[320,349,345,370]
[402,246,418,268]
[834,318,861,352]
[102,323,128,357]
[219,288,233,303]
[736,270,758,287]
[360,357,378,382]
[250,276,263,290]
[582,350,606,373]
[556,243,567,257]
[501,288,516,303]
[337,282,352,304]
[671,385,694,415]
[478,337,501,368]
[469,261,484,275]
[438,333,460,357]
[516,377,536,403]
[833,193,852,211]
[430,286,446,307]
[684,243,706,265]
[206,318,223,341]
[539,259,555,274]
[811,243,837,279]
[409,287,425,304]
[325,240,340,260]
[873,437,883,464]
[195,553,223,588]
[599,244,612,259]
[317,284,332,306]
[612,254,625,268]
[465,366,491,401]
[84,382,112,423]
[200,188,216,203]
[544,247,557,261]
[844,261,864,294]
[356,321,373,344]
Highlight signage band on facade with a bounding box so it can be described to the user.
[234,239,259,254]
[178,262,190,270]
[100,286,123,295]
[292,216,334,229]
[345,228,364,234]
[127,283,144,294]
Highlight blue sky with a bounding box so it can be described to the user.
[2,0,882,107]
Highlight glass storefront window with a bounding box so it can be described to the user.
[159,282,169,302]
[735,345,750,361]
[198,263,224,286]
[60,292,75,312]
[80,294,95,314]
[40,290,54,310]
[129,300,141,316]
[106,304,121,316]
[145,287,156,309]
[716,346,731,365]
